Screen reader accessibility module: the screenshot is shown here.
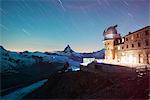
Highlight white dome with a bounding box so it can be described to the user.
[103,25,120,40]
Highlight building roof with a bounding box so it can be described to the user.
[124,26,150,37]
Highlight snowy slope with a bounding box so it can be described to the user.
[0,45,104,73]
[0,46,81,73]
[0,46,36,73]
[2,79,48,100]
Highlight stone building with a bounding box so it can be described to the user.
[103,25,150,65]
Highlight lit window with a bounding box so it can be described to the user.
[131,35,134,40]
[122,38,124,42]
[139,54,143,63]
[118,46,120,50]
[118,39,120,43]
[122,52,125,56]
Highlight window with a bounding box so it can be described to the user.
[148,54,150,64]
[115,40,118,44]
[118,39,120,43]
[131,35,134,40]
[126,38,128,41]
[126,45,128,48]
[146,40,149,46]
[118,46,120,50]
[122,52,125,56]
[138,42,141,47]
[145,30,149,36]
[122,46,124,49]
[132,44,134,48]
[139,54,143,63]
[122,38,124,42]
[137,33,140,38]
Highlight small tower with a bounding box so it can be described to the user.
[103,25,120,62]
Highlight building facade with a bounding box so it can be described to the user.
[103,25,150,65]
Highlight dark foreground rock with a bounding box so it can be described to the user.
[24,69,149,99]
[1,62,64,96]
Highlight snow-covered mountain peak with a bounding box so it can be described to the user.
[0,46,6,51]
[63,45,74,53]
[0,46,8,54]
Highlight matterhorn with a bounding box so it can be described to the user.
[63,45,74,53]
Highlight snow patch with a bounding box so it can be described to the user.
[2,79,48,100]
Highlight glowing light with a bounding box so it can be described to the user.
[118,46,120,50]
[122,38,124,42]
[131,35,134,40]
[120,53,136,64]
[81,58,104,66]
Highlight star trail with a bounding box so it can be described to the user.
[0,0,149,52]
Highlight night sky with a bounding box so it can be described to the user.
[0,0,149,52]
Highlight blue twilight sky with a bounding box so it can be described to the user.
[0,0,149,52]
